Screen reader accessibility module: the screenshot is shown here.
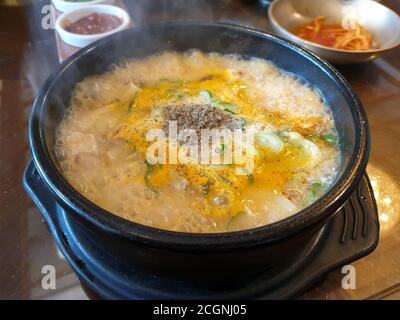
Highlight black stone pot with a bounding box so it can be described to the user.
[25,22,370,286]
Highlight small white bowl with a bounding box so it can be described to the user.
[55,5,131,48]
[52,0,115,13]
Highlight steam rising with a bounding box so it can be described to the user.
[24,0,269,95]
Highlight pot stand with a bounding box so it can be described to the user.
[23,161,379,299]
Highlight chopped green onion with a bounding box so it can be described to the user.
[323,133,338,146]
[144,161,159,194]
[219,102,238,114]
[308,181,327,200]
[199,89,240,114]
[255,132,284,153]
[199,89,213,103]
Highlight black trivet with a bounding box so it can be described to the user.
[23,161,379,299]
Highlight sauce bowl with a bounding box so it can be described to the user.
[55,4,131,48]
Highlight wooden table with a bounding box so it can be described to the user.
[0,0,399,299]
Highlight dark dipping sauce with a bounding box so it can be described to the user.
[65,13,123,35]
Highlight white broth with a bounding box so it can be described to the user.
[56,51,340,233]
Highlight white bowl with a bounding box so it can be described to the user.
[55,5,131,48]
[52,0,115,13]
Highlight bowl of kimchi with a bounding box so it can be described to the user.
[268,0,400,63]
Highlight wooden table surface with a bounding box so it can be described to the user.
[0,0,399,299]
